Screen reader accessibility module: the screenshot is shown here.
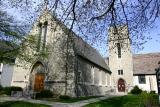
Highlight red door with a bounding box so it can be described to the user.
[118,79,125,92]
[34,74,45,92]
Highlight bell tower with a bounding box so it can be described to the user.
[108,25,133,93]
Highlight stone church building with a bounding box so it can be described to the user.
[0,10,160,96]
[10,10,111,97]
[107,26,160,93]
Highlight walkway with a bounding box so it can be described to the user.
[53,95,115,107]
[0,95,117,107]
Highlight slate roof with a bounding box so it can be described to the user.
[38,10,111,73]
[74,37,111,73]
[133,53,160,75]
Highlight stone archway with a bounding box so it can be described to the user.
[118,78,125,92]
[30,62,45,92]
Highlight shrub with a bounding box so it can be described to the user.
[0,85,3,91]
[140,91,158,107]
[0,85,4,95]
[150,91,156,94]
[36,90,53,98]
[130,86,142,95]
[0,90,5,95]
[3,86,23,95]
[59,95,71,100]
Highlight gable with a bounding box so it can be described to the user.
[31,10,111,73]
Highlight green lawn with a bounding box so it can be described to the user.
[84,95,159,107]
[59,96,102,103]
[0,101,50,107]
[38,96,102,103]
[40,96,102,103]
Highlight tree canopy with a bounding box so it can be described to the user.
[0,0,159,58]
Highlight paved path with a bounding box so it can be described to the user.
[0,95,117,107]
[53,95,115,107]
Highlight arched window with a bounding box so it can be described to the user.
[37,22,42,52]
[42,21,48,51]
[117,43,121,58]
[37,21,48,52]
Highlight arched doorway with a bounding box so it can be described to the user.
[30,62,45,92]
[118,78,125,92]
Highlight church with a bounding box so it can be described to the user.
[0,10,160,97]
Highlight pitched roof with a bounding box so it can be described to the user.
[74,37,111,73]
[133,53,160,75]
[38,10,111,73]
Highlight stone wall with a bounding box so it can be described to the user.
[108,26,134,93]
[11,10,76,96]
[76,56,111,96]
[11,10,111,97]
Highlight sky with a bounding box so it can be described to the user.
[1,1,160,57]
[135,20,160,54]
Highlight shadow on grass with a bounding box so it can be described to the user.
[39,96,102,103]
[84,95,159,107]
[0,101,50,107]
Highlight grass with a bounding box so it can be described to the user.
[40,96,102,103]
[84,95,159,107]
[0,101,50,107]
[59,96,102,103]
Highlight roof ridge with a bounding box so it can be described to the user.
[133,52,160,56]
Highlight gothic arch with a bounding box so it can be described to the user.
[29,61,46,92]
[117,78,126,92]
[30,61,45,74]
